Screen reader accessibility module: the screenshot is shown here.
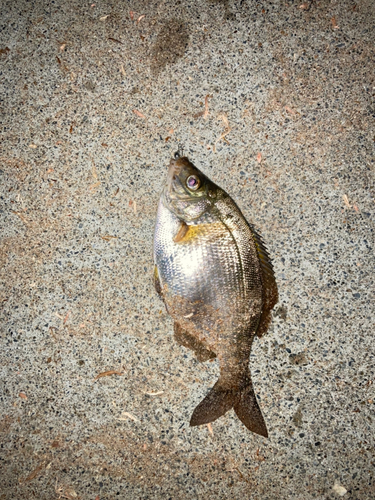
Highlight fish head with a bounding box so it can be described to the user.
[162,154,217,221]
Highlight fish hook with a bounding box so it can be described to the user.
[174,143,184,159]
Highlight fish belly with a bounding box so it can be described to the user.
[154,200,262,356]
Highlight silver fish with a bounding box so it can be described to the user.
[153,152,278,436]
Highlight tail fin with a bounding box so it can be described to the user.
[190,376,268,438]
[190,380,235,427]
[233,383,268,437]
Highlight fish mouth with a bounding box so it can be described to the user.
[166,157,191,200]
[167,157,189,178]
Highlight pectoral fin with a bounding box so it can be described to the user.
[173,221,189,243]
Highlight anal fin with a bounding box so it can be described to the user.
[174,322,216,362]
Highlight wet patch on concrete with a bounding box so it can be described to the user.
[150,18,190,74]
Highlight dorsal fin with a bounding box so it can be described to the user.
[250,225,278,337]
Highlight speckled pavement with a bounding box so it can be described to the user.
[0,1,374,499]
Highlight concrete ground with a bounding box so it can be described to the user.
[1,0,374,498]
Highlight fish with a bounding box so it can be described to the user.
[153,151,278,437]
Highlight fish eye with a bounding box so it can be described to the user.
[174,151,180,159]
[186,175,200,191]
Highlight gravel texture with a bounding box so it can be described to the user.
[0,0,374,499]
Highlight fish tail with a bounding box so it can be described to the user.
[190,380,235,428]
[233,377,268,437]
[190,371,268,437]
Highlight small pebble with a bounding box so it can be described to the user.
[332,483,347,497]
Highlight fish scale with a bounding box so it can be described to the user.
[153,154,278,436]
